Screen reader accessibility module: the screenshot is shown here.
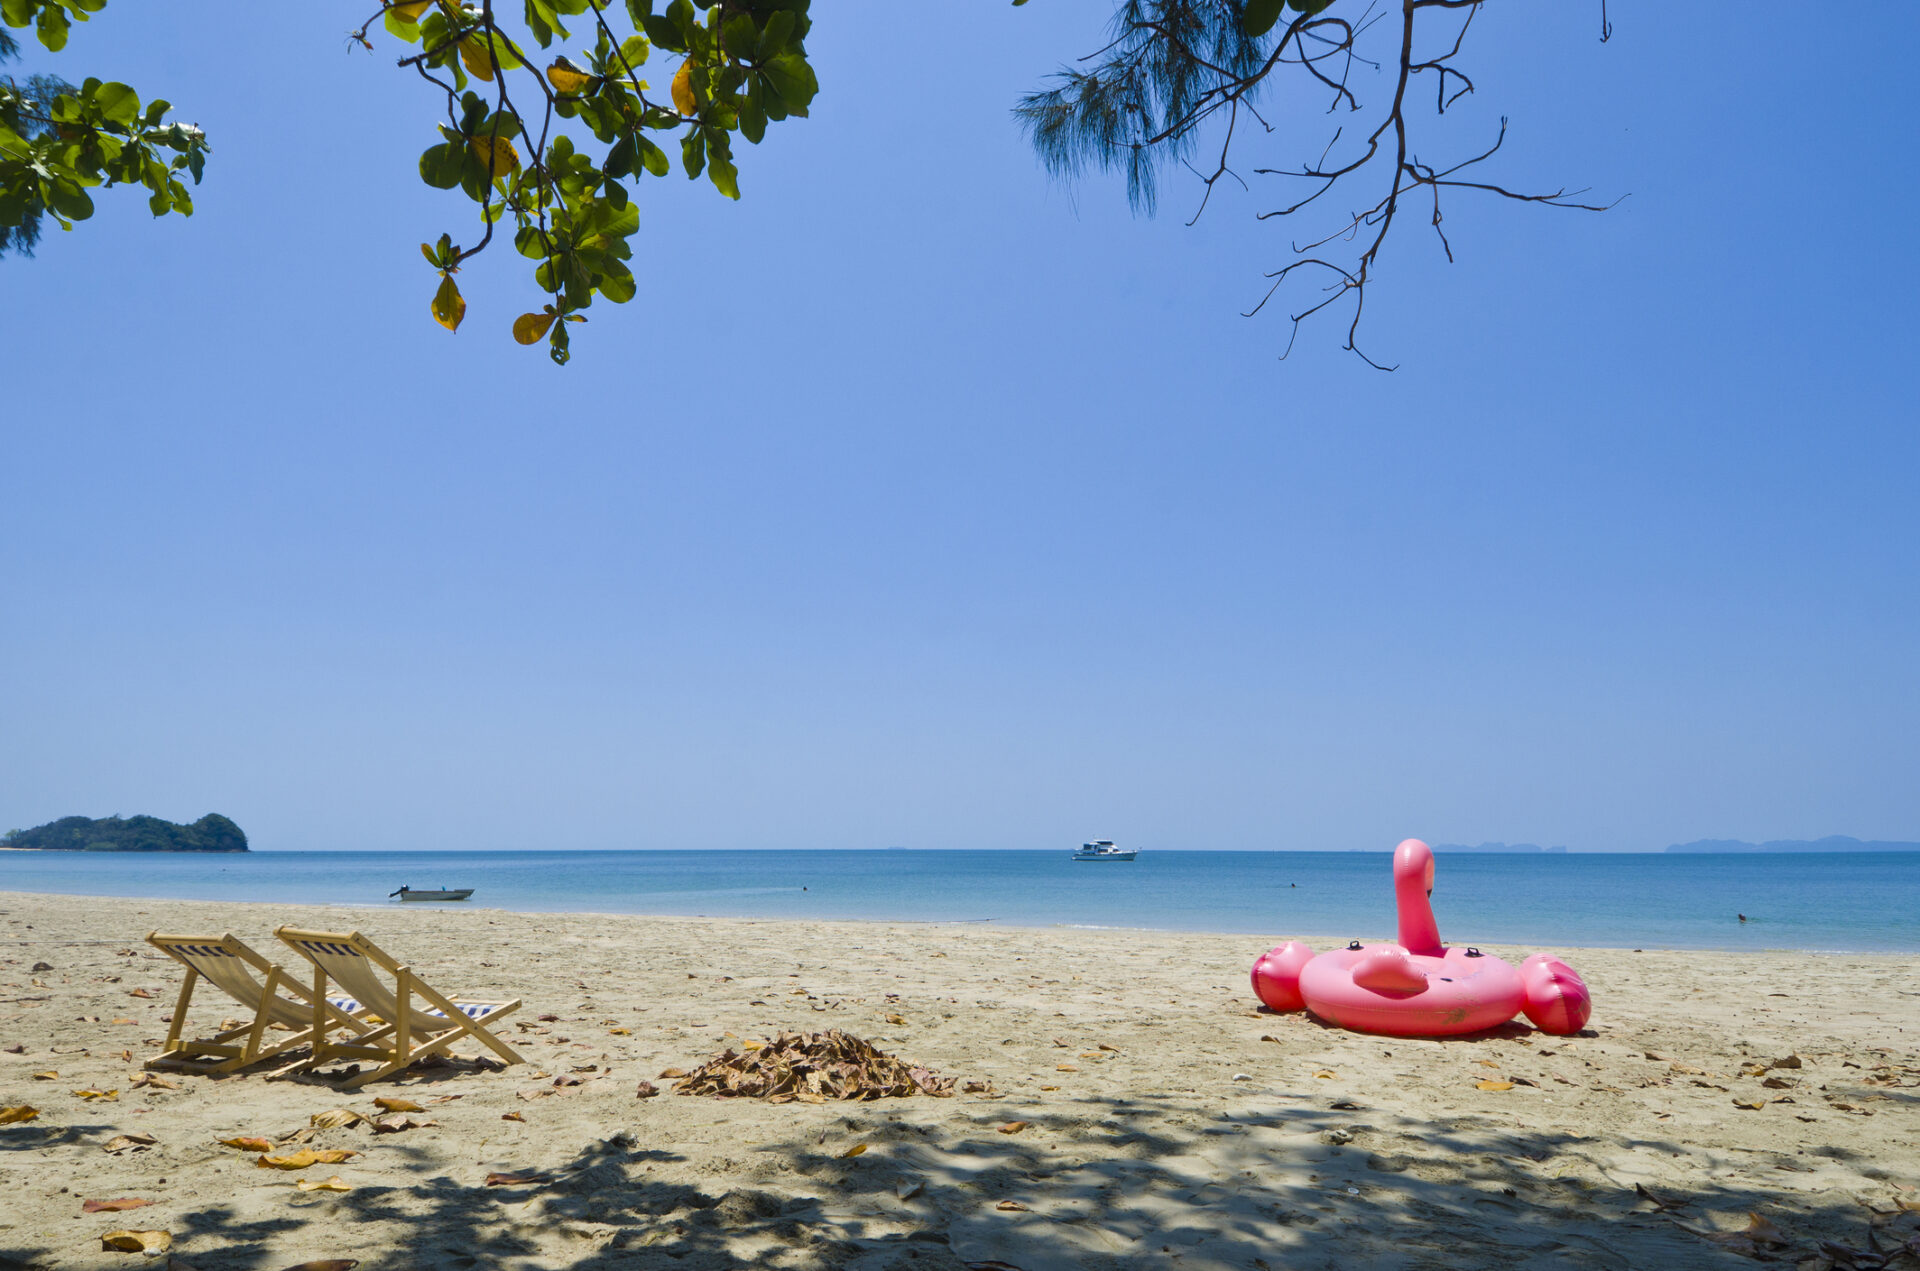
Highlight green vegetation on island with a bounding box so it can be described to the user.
[2,813,248,853]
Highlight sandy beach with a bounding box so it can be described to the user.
[2,890,1915,1271]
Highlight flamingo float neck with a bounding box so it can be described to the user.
[1393,838,1444,956]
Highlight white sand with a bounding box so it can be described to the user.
[2,890,1916,1271]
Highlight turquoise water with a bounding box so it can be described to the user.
[3,849,1914,952]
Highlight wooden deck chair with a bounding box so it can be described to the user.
[274,926,524,1088]
[144,932,371,1076]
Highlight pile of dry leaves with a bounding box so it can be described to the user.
[671,1030,955,1102]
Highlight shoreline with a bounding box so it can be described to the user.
[2,890,1915,1270]
[0,888,1914,956]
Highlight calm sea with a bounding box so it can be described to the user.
[2,849,1914,953]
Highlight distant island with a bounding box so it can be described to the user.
[1434,841,1569,854]
[2,814,249,853]
[1664,835,1918,853]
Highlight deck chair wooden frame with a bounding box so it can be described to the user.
[145,932,371,1076]
[275,926,525,1088]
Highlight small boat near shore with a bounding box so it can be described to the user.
[1073,840,1137,862]
[390,886,474,902]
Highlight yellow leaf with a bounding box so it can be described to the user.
[32,1071,56,1080]
[74,1088,118,1101]
[388,0,431,20]
[996,1121,1029,1135]
[671,61,696,115]
[1055,1063,1078,1072]
[459,37,497,82]
[885,1014,907,1026]
[1732,1098,1766,1110]
[546,58,598,94]
[100,1231,170,1254]
[512,312,557,345]
[258,1149,358,1170]
[1312,1069,1336,1079]
[310,1108,368,1129]
[995,1200,1030,1212]
[840,1143,867,1158]
[220,1137,275,1152]
[431,275,466,333]
[296,1176,354,1192]
[0,1106,40,1124]
[608,1027,631,1036]
[470,134,520,178]
[372,1097,423,1114]
[1476,1080,1516,1092]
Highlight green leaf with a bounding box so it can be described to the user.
[720,12,755,59]
[1288,0,1335,12]
[618,33,650,67]
[598,261,635,303]
[604,133,635,178]
[1244,0,1286,36]
[641,14,680,50]
[680,128,705,179]
[707,155,738,200]
[738,88,765,145]
[757,9,794,59]
[36,3,69,52]
[761,51,815,111]
[637,135,669,177]
[45,178,93,220]
[418,142,465,189]
[94,83,140,127]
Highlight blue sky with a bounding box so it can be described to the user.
[3,3,1915,852]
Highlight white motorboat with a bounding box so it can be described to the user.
[1072,840,1137,862]
[390,886,474,902]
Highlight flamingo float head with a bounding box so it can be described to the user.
[1392,838,1443,956]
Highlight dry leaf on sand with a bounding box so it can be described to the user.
[840,1143,868,1158]
[74,1088,118,1101]
[995,1200,1031,1211]
[100,1230,171,1253]
[501,1112,526,1122]
[295,1176,353,1193]
[104,1133,158,1154]
[281,1262,360,1271]
[371,1116,435,1134]
[996,1121,1030,1135]
[1732,1098,1767,1110]
[82,1198,155,1213]
[372,1097,423,1113]
[2,1104,43,1124]
[1476,1081,1516,1092]
[671,1030,956,1102]
[32,1071,56,1080]
[219,1137,276,1153]
[484,1171,550,1187]
[1056,1063,1078,1072]
[1312,1069,1336,1079]
[258,1149,357,1170]
[310,1109,368,1130]
[658,1067,688,1079]
[634,1081,659,1099]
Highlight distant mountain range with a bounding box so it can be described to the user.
[1663,835,1919,853]
[1433,842,1569,854]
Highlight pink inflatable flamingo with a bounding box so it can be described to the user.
[1251,839,1591,1038]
